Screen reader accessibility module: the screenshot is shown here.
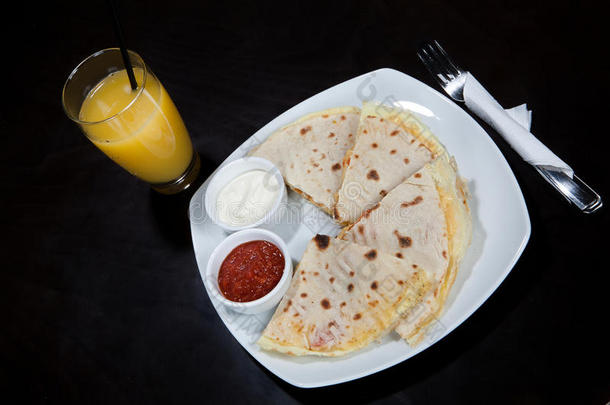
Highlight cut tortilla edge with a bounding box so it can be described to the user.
[397,155,472,345]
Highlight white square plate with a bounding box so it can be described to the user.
[188,68,530,388]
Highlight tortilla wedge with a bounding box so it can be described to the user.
[249,107,359,214]
[257,235,432,356]
[334,101,445,224]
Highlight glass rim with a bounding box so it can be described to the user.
[61,48,148,126]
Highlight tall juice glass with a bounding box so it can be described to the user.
[62,48,200,194]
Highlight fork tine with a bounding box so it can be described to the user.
[417,45,452,85]
[418,41,463,82]
[418,45,448,84]
[417,40,466,102]
[432,41,463,77]
[427,41,463,78]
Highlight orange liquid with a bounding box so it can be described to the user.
[79,68,193,184]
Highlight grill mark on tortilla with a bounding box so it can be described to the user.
[390,149,397,154]
[364,249,377,260]
[367,169,379,180]
[332,163,341,171]
[414,172,422,178]
[396,252,403,258]
[357,225,364,235]
[371,281,378,290]
[371,142,378,148]
[379,190,387,197]
[347,283,354,292]
[328,132,335,138]
[401,196,423,208]
[300,126,312,135]
[314,235,330,250]
[393,230,412,248]
[321,299,331,309]
[329,277,335,283]
[341,115,346,120]
[404,158,410,164]
[390,130,399,136]
[300,293,307,298]
[353,313,362,320]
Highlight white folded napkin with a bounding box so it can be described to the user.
[505,104,532,131]
[463,73,573,177]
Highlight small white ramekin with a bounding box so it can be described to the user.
[204,228,293,314]
[204,157,286,233]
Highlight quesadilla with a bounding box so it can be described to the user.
[339,155,472,345]
[334,101,445,224]
[257,234,432,356]
[249,107,359,214]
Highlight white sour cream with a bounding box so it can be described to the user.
[216,169,280,227]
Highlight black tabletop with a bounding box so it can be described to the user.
[2,0,609,403]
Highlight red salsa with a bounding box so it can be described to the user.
[218,240,285,302]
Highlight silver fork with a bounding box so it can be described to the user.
[417,40,602,214]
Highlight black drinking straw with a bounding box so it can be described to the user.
[108,0,138,90]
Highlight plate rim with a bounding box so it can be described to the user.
[189,67,531,388]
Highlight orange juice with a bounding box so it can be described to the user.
[79,68,193,184]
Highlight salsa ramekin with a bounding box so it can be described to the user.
[204,228,293,314]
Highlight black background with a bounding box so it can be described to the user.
[2,0,609,403]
